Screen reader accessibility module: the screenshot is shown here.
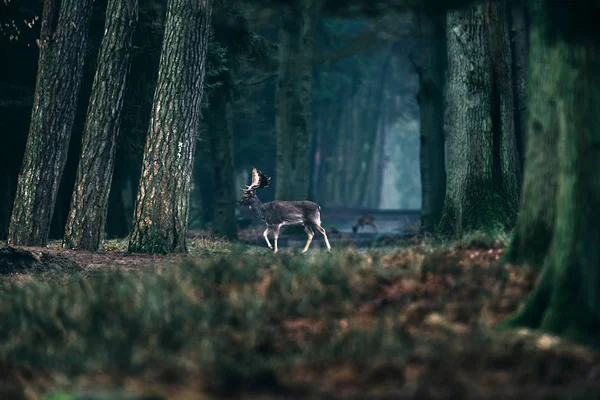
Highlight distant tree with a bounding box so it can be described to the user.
[501,0,600,346]
[128,0,212,253]
[200,6,275,240]
[509,1,528,167]
[439,1,520,237]
[275,0,320,201]
[415,10,446,234]
[8,0,93,246]
[203,88,238,240]
[63,0,138,251]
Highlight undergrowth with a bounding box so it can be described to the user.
[0,233,597,399]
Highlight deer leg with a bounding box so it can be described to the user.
[263,228,272,250]
[302,226,314,253]
[273,225,281,253]
[369,222,378,233]
[315,225,331,252]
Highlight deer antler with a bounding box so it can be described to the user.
[241,167,271,192]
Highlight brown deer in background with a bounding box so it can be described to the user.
[237,168,332,253]
[352,214,378,234]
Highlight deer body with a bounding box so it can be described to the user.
[239,169,331,253]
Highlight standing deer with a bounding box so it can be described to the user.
[237,168,331,253]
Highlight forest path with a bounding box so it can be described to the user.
[235,208,421,249]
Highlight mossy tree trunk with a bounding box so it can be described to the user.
[275,0,318,201]
[502,3,557,267]
[417,11,446,234]
[205,89,237,240]
[439,2,520,237]
[7,0,93,246]
[63,0,138,251]
[501,0,600,346]
[128,0,211,253]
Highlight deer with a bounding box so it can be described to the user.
[237,168,332,254]
[352,214,378,234]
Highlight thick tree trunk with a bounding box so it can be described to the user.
[503,4,557,267]
[7,0,93,246]
[128,0,211,253]
[63,0,138,251]
[205,90,237,240]
[485,0,521,207]
[509,1,528,168]
[501,0,600,346]
[417,11,446,234]
[275,0,317,201]
[439,2,520,237]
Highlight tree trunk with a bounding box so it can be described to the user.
[205,90,237,240]
[485,0,521,208]
[439,2,520,237]
[417,11,446,234]
[502,3,557,267]
[63,0,138,251]
[128,0,211,254]
[501,0,600,346]
[509,1,528,168]
[275,0,317,201]
[8,0,93,246]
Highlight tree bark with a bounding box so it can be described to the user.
[501,0,600,346]
[7,0,93,246]
[439,2,520,237]
[275,0,317,201]
[417,11,446,234]
[509,1,528,168]
[63,0,138,251]
[205,90,238,240]
[503,3,557,267]
[128,0,211,254]
[485,0,521,209]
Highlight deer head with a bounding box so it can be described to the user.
[237,167,271,206]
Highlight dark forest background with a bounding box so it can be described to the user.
[0,0,425,243]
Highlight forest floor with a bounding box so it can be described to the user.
[0,231,599,400]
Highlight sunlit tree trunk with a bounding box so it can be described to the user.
[63,0,138,251]
[8,0,93,246]
[275,0,317,201]
[439,2,519,237]
[128,0,211,253]
[205,90,237,240]
[417,11,446,234]
[502,0,600,346]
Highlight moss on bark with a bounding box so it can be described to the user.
[501,0,600,347]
